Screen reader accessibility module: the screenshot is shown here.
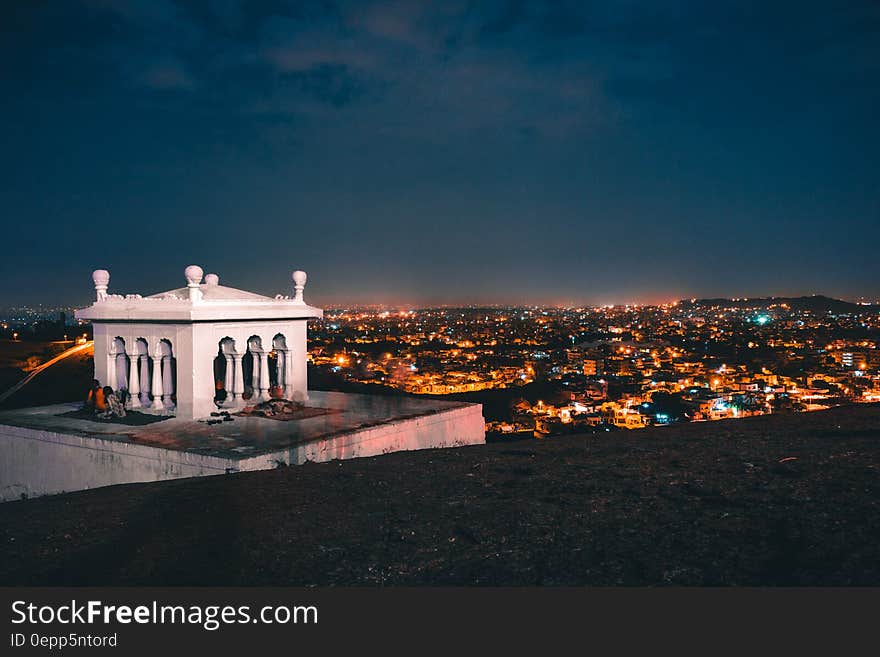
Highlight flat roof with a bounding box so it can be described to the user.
[75,298,323,323]
[0,391,478,460]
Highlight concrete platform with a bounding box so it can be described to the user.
[0,391,485,502]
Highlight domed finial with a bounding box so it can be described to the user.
[204,273,219,286]
[92,269,110,301]
[184,265,204,286]
[292,270,307,303]
[185,265,204,302]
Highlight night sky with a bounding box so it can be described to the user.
[2,1,878,307]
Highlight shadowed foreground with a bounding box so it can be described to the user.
[2,405,879,586]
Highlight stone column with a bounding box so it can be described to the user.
[224,355,234,400]
[232,354,244,402]
[139,355,151,406]
[151,354,164,410]
[259,351,271,401]
[162,356,175,409]
[128,354,141,408]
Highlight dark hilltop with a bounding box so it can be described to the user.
[680,295,875,314]
[1,404,878,586]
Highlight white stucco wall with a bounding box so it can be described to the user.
[236,403,486,468]
[0,423,232,502]
[0,403,485,502]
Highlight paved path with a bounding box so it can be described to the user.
[0,341,94,404]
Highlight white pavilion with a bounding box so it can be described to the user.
[75,266,323,419]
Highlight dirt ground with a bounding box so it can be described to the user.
[1,404,878,586]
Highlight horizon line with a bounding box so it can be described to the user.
[5,291,879,312]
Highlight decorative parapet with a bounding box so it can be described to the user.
[93,293,189,304]
[77,265,322,322]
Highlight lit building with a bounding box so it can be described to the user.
[582,358,602,376]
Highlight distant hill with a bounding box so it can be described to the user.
[680,295,876,314]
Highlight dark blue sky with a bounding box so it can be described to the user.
[1,1,878,306]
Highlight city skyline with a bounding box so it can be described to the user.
[1,290,879,316]
[2,1,878,306]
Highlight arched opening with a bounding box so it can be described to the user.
[137,338,153,406]
[268,351,279,388]
[111,337,128,395]
[157,339,176,410]
[272,333,288,397]
[242,352,255,400]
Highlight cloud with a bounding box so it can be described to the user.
[140,60,196,91]
[241,2,614,136]
[6,0,614,134]
[352,1,426,45]
[261,33,381,75]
